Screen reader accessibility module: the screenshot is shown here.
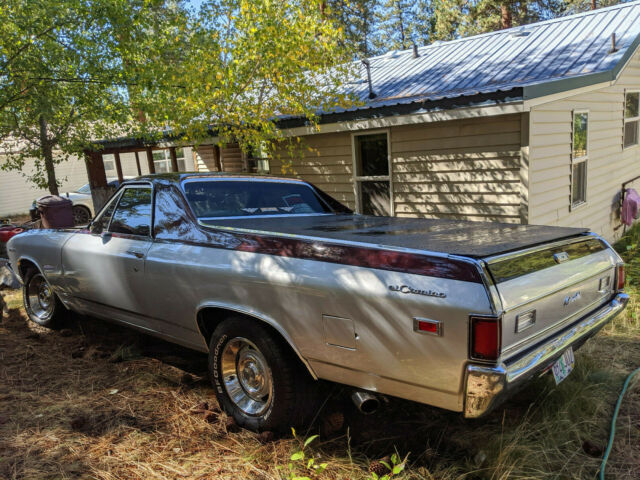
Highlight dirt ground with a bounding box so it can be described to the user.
[1,279,639,480]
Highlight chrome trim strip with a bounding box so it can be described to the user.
[464,292,629,418]
[199,213,333,221]
[483,233,597,265]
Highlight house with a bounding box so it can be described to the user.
[0,148,197,217]
[26,1,640,242]
[267,1,640,242]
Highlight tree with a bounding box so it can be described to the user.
[324,0,381,57]
[134,0,355,157]
[1,0,354,193]
[374,0,434,52]
[0,0,188,194]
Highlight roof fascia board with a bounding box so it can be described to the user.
[280,102,524,137]
[523,80,613,108]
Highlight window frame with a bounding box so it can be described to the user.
[351,129,393,216]
[624,90,640,149]
[107,184,154,238]
[152,148,187,173]
[570,110,589,210]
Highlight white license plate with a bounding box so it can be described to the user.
[552,347,575,385]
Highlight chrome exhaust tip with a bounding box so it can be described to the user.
[351,390,380,415]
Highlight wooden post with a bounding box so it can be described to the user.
[169,146,179,172]
[134,151,142,176]
[145,146,156,174]
[84,150,111,212]
[214,145,222,172]
[114,151,124,183]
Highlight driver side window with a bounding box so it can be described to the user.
[109,187,152,237]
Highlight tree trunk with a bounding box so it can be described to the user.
[591,0,596,10]
[501,3,512,30]
[39,115,58,196]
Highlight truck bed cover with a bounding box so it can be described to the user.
[205,215,589,258]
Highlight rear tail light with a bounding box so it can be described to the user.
[470,315,501,362]
[617,264,626,291]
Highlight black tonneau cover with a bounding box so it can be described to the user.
[204,214,589,258]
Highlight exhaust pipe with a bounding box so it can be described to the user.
[351,391,380,415]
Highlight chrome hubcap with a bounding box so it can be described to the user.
[27,274,54,320]
[221,338,273,416]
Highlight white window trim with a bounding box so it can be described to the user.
[351,129,393,215]
[624,89,640,150]
[570,109,588,211]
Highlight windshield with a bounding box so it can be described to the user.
[182,179,336,219]
[76,183,91,194]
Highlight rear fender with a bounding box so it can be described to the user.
[195,300,318,379]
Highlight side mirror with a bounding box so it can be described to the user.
[101,231,112,240]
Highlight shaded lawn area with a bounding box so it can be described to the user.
[1,228,639,480]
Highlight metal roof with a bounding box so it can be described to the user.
[334,1,640,115]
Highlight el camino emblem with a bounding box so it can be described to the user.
[563,292,581,306]
[388,285,447,298]
[554,252,570,264]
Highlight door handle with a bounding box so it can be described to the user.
[126,250,145,259]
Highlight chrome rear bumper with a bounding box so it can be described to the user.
[464,292,629,418]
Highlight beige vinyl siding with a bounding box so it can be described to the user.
[391,114,523,223]
[528,48,640,241]
[220,143,244,172]
[193,145,219,172]
[0,154,88,216]
[272,114,524,221]
[271,132,356,209]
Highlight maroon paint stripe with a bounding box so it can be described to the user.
[227,231,481,283]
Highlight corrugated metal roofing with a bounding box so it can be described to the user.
[339,1,640,113]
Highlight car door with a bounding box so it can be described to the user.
[61,184,155,329]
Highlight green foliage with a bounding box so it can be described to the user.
[0,0,355,192]
[141,0,356,162]
[0,0,188,192]
[281,428,328,480]
[368,453,408,480]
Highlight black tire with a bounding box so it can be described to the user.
[22,267,65,328]
[72,205,91,226]
[209,317,315,431]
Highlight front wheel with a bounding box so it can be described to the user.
[208,317,315,431]
[23,267,65,328]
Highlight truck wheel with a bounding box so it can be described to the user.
[22,267,65,328]
[208,317,314,431]
[72,205,91,225]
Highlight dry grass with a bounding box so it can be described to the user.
[1,231,640,480]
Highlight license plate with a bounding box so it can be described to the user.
[552,347,575,385]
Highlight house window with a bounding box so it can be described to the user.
[353,132,391,216]
[624,91,639,148]
[152,148,186,172]
[571,111,588,208]
[102,154,115,173]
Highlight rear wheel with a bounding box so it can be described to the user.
[208,317,315,431]
[23,267,65,328]
[72,205,91,225]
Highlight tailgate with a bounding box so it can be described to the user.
[485,236,619,357]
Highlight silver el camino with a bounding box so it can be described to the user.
[7,173,629,430]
